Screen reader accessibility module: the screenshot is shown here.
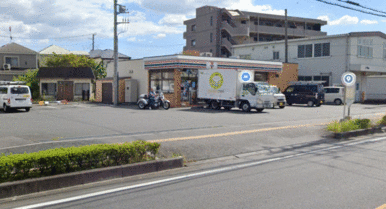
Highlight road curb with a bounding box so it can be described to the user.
[0,157,184,199]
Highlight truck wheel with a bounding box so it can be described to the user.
[256,108,264,113]
[224,107,232,111]
[241,102,251,112]
[210,101,220,110]
[279,105,285,109]
[25,107,30,112]
[307,100,314,107]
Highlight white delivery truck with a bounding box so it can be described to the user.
[197,69,275,112]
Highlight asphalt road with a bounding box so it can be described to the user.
[1,102,386,161]
[5,135,386,209]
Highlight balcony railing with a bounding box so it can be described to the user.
[221,21,248,37]
[249,25,326,37]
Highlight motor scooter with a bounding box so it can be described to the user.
[137,91,170,110]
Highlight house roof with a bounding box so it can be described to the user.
[0,42,38,55]
[89,49,131,60]
[39,45,89,56]
[37,67,95,79]
[39,45,70,55]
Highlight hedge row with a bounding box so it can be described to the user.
[0,140,160,183]
[327,118,379,133]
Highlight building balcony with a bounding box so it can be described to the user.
[249,25,327,37]
[221,21,249,37]
[221,38,233,53]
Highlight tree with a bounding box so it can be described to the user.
[13,69,40,99]
[44,53,107,80]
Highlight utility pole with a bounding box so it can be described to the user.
[113,1,129,106]
[9,26,12,42]
[285,9,288,63]
[92,33,96,51]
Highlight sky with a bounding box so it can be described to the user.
[0,0,385,59]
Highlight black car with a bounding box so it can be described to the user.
[283,82,325,107]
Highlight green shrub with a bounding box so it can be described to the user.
[327,118,372,133]
[0,141,160,183]
[378,115,386,126]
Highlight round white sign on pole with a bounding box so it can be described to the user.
[341,72,356,87]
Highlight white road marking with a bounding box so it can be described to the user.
[15,136,386,209]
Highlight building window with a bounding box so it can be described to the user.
[5,57,19,67]
[239,54,251,60]
[357,38,373,58]
[314,43,330,57]
[191,39,196,47]
[150,71,174,93]
[191,25,196,31]
[75,83,90,96]
[210,33,213,43]
[298,76,312,81]
[41,83,57,96]
[298,44,312,58]
[241,20,247,24]
[383,42,386,59]
[210,16,213,26]
[273,51,280,60]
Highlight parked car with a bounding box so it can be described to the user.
[283,82,325,107]
[0,81,32,112]
[324,86,344,105]
[269,85,286,109]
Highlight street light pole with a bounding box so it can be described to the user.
[113,0,118,106]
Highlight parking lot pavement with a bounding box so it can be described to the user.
[2,103,386,161]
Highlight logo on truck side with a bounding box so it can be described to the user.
[209,72,224,90]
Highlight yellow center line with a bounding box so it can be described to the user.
[149,122,330,143]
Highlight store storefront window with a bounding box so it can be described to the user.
[149,70,174,93]
[181,69,198,104]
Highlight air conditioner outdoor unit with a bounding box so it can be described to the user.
[3,64,11,70]
[200,52,212,57]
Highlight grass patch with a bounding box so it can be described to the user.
[327,118,374,133]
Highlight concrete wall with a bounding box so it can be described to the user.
[233,35,348,85]
[184,6,220,56]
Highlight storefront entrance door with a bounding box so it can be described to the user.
[181,69,198,105]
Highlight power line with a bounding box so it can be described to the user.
[316,0,386,18]
[336,0,386,15]
[0,34,93,40]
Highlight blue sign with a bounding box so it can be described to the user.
[344,75,353,83]
[241,72,251,82]
[341,72,356,87]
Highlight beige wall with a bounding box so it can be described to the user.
[40,78,93,100]
[268,63,298,92]
[105,59,148,101]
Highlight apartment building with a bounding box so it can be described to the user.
[232,31,386,102]
[183,6,327,58]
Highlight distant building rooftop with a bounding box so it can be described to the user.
[89,49,131,60]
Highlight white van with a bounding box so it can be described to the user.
[0,81,32,112]
[269,85,286,109]
[324,86,344,105]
